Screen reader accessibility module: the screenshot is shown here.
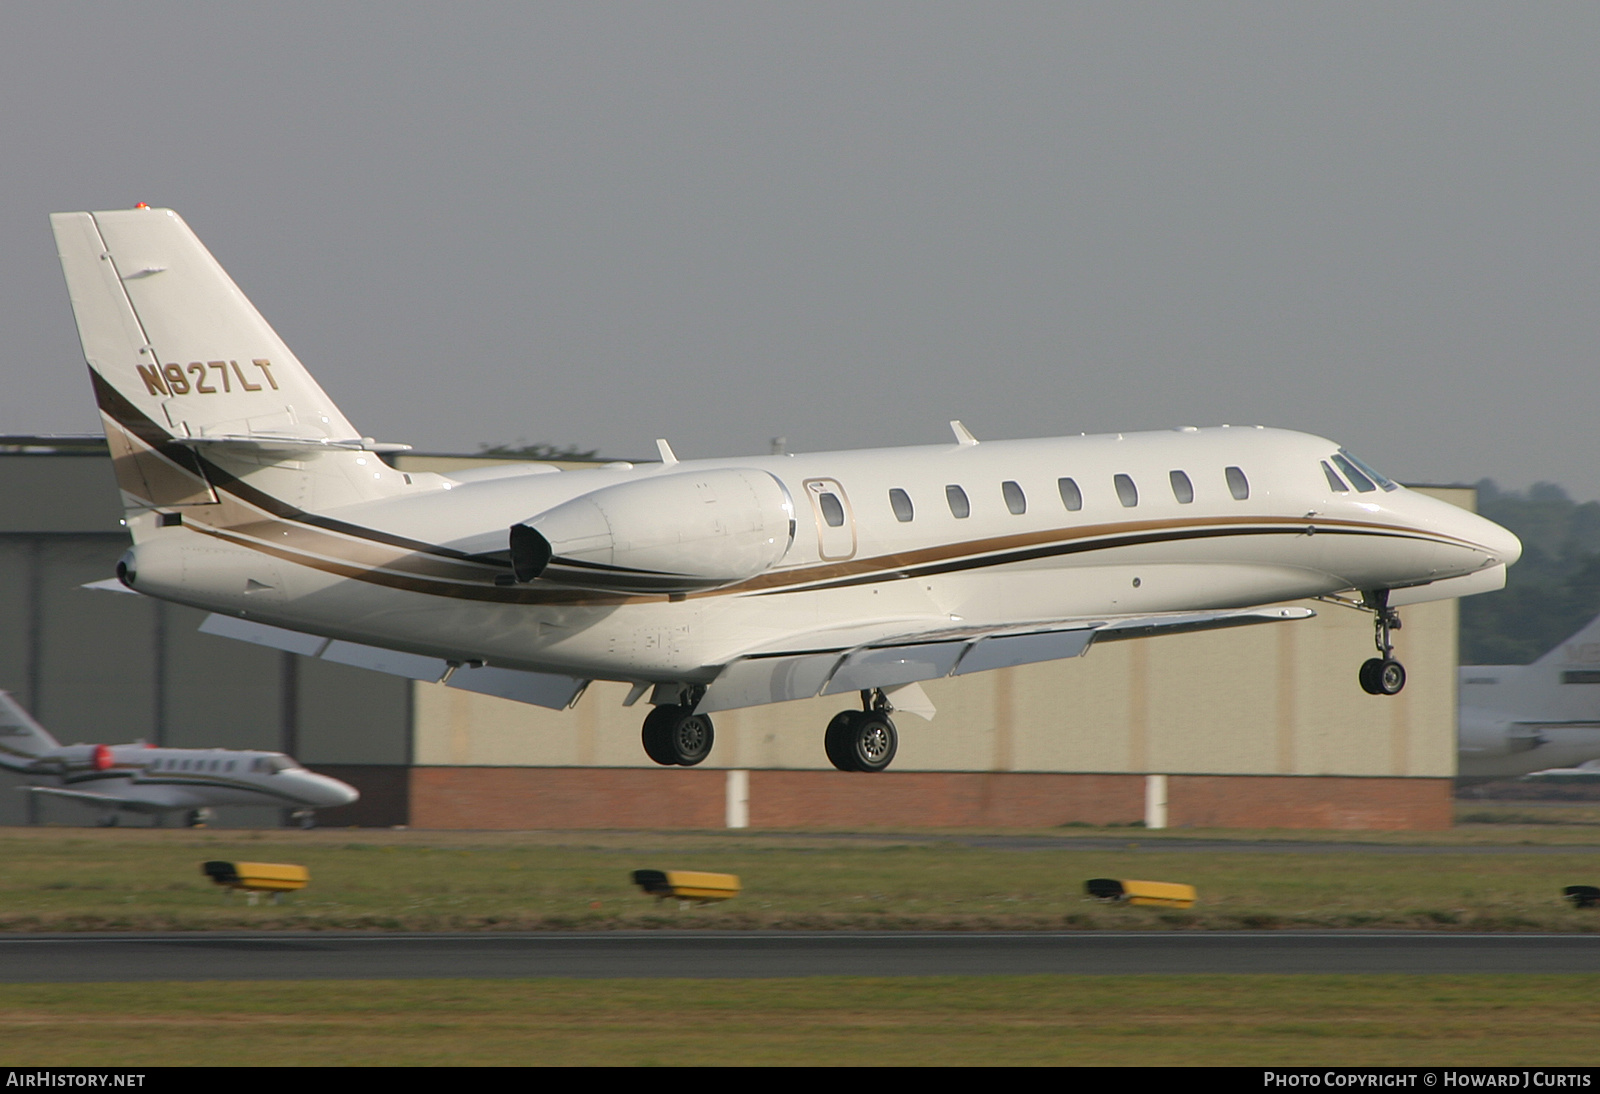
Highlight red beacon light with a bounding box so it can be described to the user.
[92,744,114,771]
[134,202,149,209]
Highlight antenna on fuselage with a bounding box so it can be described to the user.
[950,421,979,446]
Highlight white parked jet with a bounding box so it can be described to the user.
[1460,614,1600,780]
[51,207,1522,773]
[0,691,358,826]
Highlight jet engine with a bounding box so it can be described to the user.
[509,468,795,594]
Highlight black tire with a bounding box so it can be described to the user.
[641,706,679,765]
[668,711,715,766]
[850,714,898,773]
[824,711,862,772]
[1377,659,1406,696]
[1358,657,1385,695]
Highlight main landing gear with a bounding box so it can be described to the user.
[825,689,899,773]
[1358,590,1407,696]
[641,691,715,767]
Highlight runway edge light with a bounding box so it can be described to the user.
[1085,878,1197,909]
[1562,885,1600,909]
[202,861,310,902]
[632,869,741,904]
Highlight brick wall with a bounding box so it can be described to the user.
[402,767,1452,830]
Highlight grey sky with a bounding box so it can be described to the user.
[3,4,1597,496]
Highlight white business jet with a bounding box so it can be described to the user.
[1460,613,1600,781]
[51,207,1521,773]
[0,691,358,826]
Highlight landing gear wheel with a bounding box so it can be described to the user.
[641,706,678,765]
[1358,590,1406,696]
[824,709,898,772]
[825,711,863,771]
[851,714,898,772]
[641,705,715,766]
[1359,657,1407,696]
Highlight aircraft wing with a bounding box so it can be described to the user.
[1522,759,1600,780]
[197,615,590,710]
[199,605,1310,717]
[697,606,1314,713]
[18,785,130,806]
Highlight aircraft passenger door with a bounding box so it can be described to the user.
[804,478,857,561]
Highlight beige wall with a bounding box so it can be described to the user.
[412,487,1467,778]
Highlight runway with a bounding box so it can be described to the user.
[3,931,1600,981]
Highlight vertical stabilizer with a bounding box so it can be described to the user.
[1532,613,1600,673]
[52,208,406,524]
[0,692,60,769]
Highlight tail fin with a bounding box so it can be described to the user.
[51,208,406,525]
[1533,612,1600,674]
[0,692,60,769]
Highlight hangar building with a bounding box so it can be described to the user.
[0,438,1466,830]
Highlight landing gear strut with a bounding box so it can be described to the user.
[824,689,899,772]
[641,690,714,767]
[1358,590,1407,696]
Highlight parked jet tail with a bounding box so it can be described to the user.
[51,208,410,531]
[0,691,61,768]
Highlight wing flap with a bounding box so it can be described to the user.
[200,614,589,711]
[699,606,1314,713]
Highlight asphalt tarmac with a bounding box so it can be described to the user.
[3,931,1600,981]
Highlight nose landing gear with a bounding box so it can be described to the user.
[1359,590,1406,696]
[824,689,900,772]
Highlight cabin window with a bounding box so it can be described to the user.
[1322,461,1349,492]
[889,489,914,522]
[1057,477,1083,511]
[1225,466,1250,500]
[1114,474,1138,508]
[1330,454,1375,493]
[1002,480,1026,515]
[1563,671,1600,684]
[946,485,970,519]
[1169,470,1194,504]
[818,492,846,527]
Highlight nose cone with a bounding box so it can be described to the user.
[1473,513,1522,568]
[301,772,360,808]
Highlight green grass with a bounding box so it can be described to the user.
[3,976,1597,1066]
[3,824,1600,932]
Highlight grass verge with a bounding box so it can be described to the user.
[2,975,1598,1066]
[3,825,1600,932]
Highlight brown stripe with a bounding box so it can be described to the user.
[86,367,1474,607]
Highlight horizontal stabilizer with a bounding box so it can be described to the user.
[81,578,138,596]
[174,435,412,455]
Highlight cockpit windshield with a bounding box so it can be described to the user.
[250,754,303,775]
[1332,449,1398,493]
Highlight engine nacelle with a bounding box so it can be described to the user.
[511,468,794,593]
